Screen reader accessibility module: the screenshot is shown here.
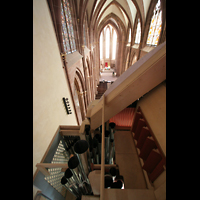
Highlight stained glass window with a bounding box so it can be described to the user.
[135,19,141,44]
[83,15,88,47]
[61,0,76,54]
[146,0,162,46]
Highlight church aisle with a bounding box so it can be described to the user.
[114,130,147,189]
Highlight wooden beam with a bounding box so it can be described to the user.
[36,164,50,176]
[36,163,68,177]
[59,130,80,136]
[89,42,166,130]
[93,164,117,170]
[100,95,105,200]
[59,125,80,130]
[36,163,68,169]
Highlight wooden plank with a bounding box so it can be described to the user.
[93,164,117,170]
[89,42,166,130]
[82,195,100,200]
[59,125,80,130]
[100,95,105,200]
[59,130,80,136]
[36,164,50,176]
[36,163,68,169]
[104,189,156,200]
[88,170,101,195]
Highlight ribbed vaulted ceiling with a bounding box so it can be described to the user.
[84,0,151,30]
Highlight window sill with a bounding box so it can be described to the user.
[141,45,155,53]
[132,44,139,49]
[66,51,83,67]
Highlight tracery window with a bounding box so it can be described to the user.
[128,29,131,43]
[106,28,110,58]
[61,0,76,54]
[135,19,141,44]
[100,32,103,59]
[146,0,162,46]
[83,14,88,47]
[100,25,117,60]
[112,30,117,59]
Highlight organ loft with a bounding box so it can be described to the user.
[33,0,166,199]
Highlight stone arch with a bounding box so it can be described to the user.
[86,56,95,101]
[74,68,87,123]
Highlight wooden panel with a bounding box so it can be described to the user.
[88,170,101,195]
[114,131,147,189]
[59,130,80,136]
[131,111,142,132]
[89,42,166,130]
[136,127,150,150]
[142,149,162,173]
[148,158,166,182]
[104,189,156,200]
[82,195,100,200]
[139,137,157,161]
[134,119,146,140]
[59,125,80,130]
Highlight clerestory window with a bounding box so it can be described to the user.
[146,0,162,46]
[135,19,141,44]
[61,0,76,54]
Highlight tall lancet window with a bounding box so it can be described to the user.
[100,32,103,59]
[147,0,162,46]
[61,0,76,54]
[106,27,110,58]
[112,30,117,59]
[128,29,131,43]
[135,19,141,44]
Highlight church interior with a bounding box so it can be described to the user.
[33,0,166,199]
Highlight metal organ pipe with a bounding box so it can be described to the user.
[73,140,92,194]
[61,176,81,199]
[105,130,110,164]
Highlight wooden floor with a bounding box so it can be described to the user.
[114,130,147,189]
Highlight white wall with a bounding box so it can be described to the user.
[33,0,77,175]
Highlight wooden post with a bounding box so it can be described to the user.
[100,95,105,200]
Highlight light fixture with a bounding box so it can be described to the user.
[62,97,72,114]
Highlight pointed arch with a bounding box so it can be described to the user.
[97,13,126,76]
[74,68,87,124]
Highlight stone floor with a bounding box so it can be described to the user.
[114,130,147,189]
[99,71,118,82]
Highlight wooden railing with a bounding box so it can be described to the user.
[87,42,166,130]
